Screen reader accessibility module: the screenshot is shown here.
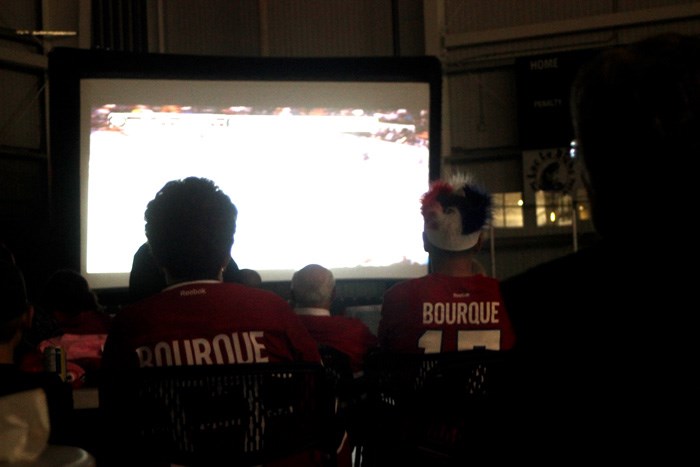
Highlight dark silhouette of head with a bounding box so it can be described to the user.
[570,33,700,240]
[145,177,238,283]
[39,269,100,317]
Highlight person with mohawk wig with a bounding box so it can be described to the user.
[361,175,515,466]
[377,173,515,354]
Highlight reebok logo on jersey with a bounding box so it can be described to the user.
[180,287,207,296]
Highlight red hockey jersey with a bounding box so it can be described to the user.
[102,281,321,370]
[378,273,515,354]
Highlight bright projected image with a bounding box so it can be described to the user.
[82,79,432,287]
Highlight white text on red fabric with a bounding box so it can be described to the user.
[135,331,269,367]
[423,302,500,325]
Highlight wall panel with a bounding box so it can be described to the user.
[160,0,261,55]
[266,0,394,56]
[447,69,517,152]
[0,68,44,150]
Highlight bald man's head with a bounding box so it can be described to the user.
[290,264,335,309]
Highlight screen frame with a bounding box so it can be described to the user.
[47,47,442,291]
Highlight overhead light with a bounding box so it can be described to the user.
[15,30,77,37]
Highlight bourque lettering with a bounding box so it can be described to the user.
[136,331,268,367]
[422,302,500,325]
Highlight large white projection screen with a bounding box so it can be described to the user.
[80,78,432,288]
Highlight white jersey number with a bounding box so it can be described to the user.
[418,329,501,354]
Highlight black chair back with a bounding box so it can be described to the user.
[357,349,516,466]
[98,362,335,466]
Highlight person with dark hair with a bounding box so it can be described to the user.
[377,174,515,353]
[36,269,111,336]
[102,177,321,369]
[103,177,324,465]
[500,33,699,458]
[18,269,111,389]
[128,241,242,303]
[363,176,516,466]
[0,261,74,446]
[232,267,263,288]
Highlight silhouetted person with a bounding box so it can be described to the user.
[377,174,515,354]
[290,263,377,467]
[102,176,324,466]
[19,269,111,388]
[500,33,699,460]
[103,177,320,370]
[0,261,74,445]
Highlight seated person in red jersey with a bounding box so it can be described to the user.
[377,174,515,353]
[0,261,74,446]
[290,263,378,374]
[102,177,321,370]
[103,178,326,467]
[19,269,111,388]
[290,264,377,467]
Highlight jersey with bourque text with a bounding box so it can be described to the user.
[377,273,515,353]
[101,281,321,370]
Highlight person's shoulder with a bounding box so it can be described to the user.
[502,246,602,289]
[216,283,298,313]
[384,276,424,294]
[220,282,284,300]
[67,310,112,333]
[499,244,615,317]
[115,294,156,316]
[470,273,501,286]
[124,282,288,310]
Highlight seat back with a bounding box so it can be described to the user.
[98,362,335,466]
[317,344,356,409]
[358,349,515,466]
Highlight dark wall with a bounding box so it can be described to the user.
[0,153,50,301]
